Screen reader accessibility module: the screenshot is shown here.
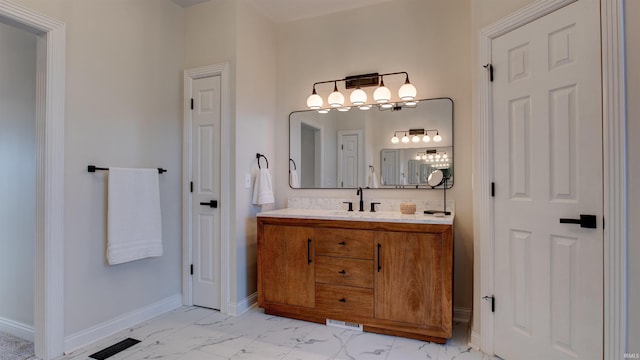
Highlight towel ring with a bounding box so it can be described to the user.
[289,158,297,172]
[256,153,269,169]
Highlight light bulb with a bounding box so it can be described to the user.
[307,92,323,109]
[328,81,344,108]
[373,77,391,103]
[415,154,421,160]
[422,134,431,143]
[349,88,367,106]
[398,83,417,101]
[401,134,410,143]
[412,135,421,143]
[436,154,441,159]
[421,154,427,160]
[443,153,448,159]
[433,132,442,142]
[391,135,399,144]
[429,155,434,160]
[358,104,371,110]
[317,108,329,114]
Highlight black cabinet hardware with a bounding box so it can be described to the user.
[559,214,597,229]
[199,200,218,208]
[307,239,312,264]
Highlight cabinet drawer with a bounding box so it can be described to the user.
[316,284,373,318]
[315,228,373,259]
[316,256,373,288]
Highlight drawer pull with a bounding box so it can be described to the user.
[307,239,312,264]
[338,241,346,245]
[338,298,346,303]
[377,243,382,272]
[338,270,346,274]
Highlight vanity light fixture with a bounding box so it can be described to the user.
[305,72,417,113]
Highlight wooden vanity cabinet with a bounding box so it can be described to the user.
[257,217,453,343]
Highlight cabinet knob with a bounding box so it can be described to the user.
[338,270,346,274]
[338,241,346,245]
[338,298,346,303]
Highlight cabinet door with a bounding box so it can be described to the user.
[375,231,452,329]
[262,225,315,307]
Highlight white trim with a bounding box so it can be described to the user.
[453,306,472,323]
[474,0,627,355]
[0,2,65,359]
[182,63,231,315]
[63,294,182,354]
[469,330,481,350]
[0,317,35,342]
[601,0,627,358]
[227,292,258,316]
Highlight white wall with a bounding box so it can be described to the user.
[274,0,474,310]
[0,21,36,332]
[625,0,639,352]
[10,0,185,338]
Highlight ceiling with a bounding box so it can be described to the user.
[172,0,395,23]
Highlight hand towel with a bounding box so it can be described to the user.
[290,169,300,188]
[107,168,163,265]
[367,167,379,188]
[252,168,274,205]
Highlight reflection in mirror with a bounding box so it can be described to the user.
[289,97,453,189]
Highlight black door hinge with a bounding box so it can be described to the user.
[483,295,495,312]
[190,264,193,275]
[190,98,194,110]
[491,182,495,197]
[483,64,494,82]
[190,181,193,193]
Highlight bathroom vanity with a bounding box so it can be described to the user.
[257,209,453,343]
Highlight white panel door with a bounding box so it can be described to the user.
[338,132,359,188]
[380,149,398,186]
[191,75,221,310]
[492,1,602,359]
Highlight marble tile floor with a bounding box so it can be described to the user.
[57,306,497,360]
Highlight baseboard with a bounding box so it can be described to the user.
[469,330,482,350]
[227,292,257,316]
[64,293,182,354]
[453,306,472,323]
[0,316,34,342]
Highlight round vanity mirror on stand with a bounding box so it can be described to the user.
[424,169,451,215]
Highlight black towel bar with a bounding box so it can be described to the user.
[88,165,167,174]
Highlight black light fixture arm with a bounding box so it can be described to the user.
[310,71,410,91]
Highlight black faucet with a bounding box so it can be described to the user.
[356,187,364,212]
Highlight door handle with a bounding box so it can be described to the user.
[559,214,596,229]
[199,200,218,208]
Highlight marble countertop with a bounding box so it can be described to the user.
[257,208,454,225]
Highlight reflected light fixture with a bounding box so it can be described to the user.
[305,72,417,113]
[390,128,441,145]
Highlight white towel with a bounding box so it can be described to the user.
[290,169,300,188]
[252,168,274,205]
[107,168,163,265]
[367,167,379,188]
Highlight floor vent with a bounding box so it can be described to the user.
[89,338,141,360]
[326,319,363,331]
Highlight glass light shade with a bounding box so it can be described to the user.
[317,108,329,114]
[401,135,410,143]
[307,93,323,109]
[443,153,448,159]
[405,100,418,106]
[415,154,421,160]
[412,135,421,143]
[391,135,399,144]
[422,154,427,160]
[422,134,431,143]
[358,104,372,110]
[328,90,345,108]
[337,107,350,112]
[429,155,434,160]
[373,86,391,103]
[349,89,367,105]
[433,133,442,142]
[380,103,393,109]
[398,83,417,101]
